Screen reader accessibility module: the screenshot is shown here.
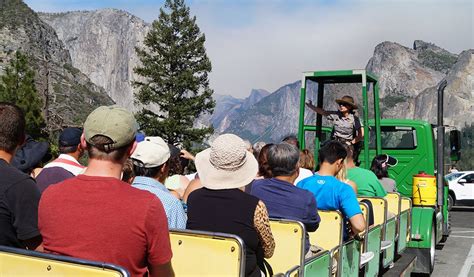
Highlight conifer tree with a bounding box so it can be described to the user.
[0,51,45,138]
[134,0,215,146]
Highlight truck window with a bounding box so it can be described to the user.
[369,126,417,149]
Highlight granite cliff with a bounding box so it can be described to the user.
[224,40,472,142]
[0,0,114,132]
[39,9,150,111]
[34,6,472,141]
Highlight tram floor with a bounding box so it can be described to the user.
[431,206,474,277]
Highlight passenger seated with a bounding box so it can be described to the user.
[39,106,174,276]
[346,145,387,198]
[297,141,365,240]
[250,143,320,258]
[131,136,187,229]
[294,148,315,185]
[187,134,275,277]
[370,154,398,192]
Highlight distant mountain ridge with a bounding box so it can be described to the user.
[0,0,114,132]
[222,41,472,142]
[33,5,472,144]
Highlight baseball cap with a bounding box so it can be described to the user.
[59,127,82,147]
[131,136,170,168]
[84,106,138,151]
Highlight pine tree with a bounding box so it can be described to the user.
[134,0,215,147]
[0,51,45,138]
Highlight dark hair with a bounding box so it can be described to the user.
[59,145,78,154]
[86,135,132,162]
[370,154,389,179]
[343,144,354,160]
[267,143,300,177]
[282,135,300,148]
[122,158,135,183]
[319,140,347,164]
[132,158,168,178]
[0,103,25,153]
[257,143,274,178]
[167,144,189,175]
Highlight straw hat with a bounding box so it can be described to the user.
[335,95,358,110]
[195,134,258,190]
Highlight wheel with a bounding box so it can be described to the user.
[448,194,454,211]
[428,225,435,273]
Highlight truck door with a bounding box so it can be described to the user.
[457,173,474,200]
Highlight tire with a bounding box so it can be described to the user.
[428,225,435,274]
[448,194,454,211]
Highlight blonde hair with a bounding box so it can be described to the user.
[336,158,348,182]
[298,149,315,172]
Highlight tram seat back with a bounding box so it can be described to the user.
[385,192,401,217]
[169,229,245,277]
[398,197,412,252]
[359,203,369,252]
[401,197,411,213]
[357,197,387,227]
[268,219,305,275]
[0,245,128,276]
[309,210,343,251]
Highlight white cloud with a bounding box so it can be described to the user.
[193,1,473,97]
[25,0,473,98]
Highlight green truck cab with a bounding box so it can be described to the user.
[298,69,459,275]
[363,118,457,274]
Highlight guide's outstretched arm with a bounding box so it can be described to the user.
[306,100,329,116]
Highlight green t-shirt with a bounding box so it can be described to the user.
[347,167,387,197]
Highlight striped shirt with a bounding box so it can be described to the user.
[132,176,187,229]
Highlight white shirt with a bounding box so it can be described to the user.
[43,154,85,176]
[294,168,314,185]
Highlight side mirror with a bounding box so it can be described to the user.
[458,178,467,184]
[450,130,461,162]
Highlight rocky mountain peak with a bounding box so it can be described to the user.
[0,0,114,132]
[39,9,150,110]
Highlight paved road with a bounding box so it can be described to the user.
[432,206,474,277]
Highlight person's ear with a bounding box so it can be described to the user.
[127,141,138,157]
[160,162,168,174]
[80,134,87,149]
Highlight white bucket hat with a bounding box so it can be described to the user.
[195,134,258,190]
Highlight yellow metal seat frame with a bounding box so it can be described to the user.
[0,245,128,277]
[268,219,305,275]
[169,229,245,277]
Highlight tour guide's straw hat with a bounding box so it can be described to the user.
[84,105,138,152]
[335,95,358,110]
[195,133,258,190]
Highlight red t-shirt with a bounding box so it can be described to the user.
[39,175,172,277]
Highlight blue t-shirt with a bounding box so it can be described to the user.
[296,173,361,239]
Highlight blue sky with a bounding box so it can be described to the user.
[25,0,473,98]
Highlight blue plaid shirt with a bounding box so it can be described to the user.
[132,176,187,229]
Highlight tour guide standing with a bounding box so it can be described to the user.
[306,95,364,162]
[39,106,174,277]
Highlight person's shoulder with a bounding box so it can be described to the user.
[0,161,32,183]
[252,178,269,187]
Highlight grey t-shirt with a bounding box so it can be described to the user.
[326,111,361,141]
[380,177,397,192]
